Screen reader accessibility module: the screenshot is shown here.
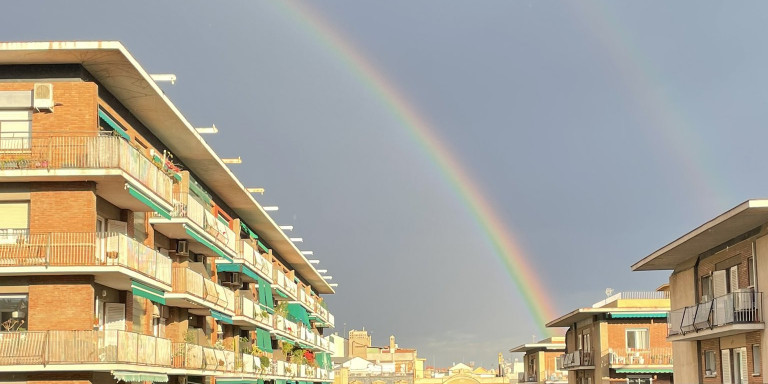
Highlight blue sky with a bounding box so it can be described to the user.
[6,0,768,368]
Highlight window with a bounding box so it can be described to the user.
[754,345,761,376]
[0,201,29,244]
[0,110,31,150]
[705,350,717,376]
[626,328,649,350]
[702,274,713,302]
[0,294,28,331]
[627,377,651,384]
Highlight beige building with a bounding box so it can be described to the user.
[510,336,567,384]
[632,200,768,384]
[546,290,672,384]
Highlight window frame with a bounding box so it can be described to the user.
[0,110,32,152]
[704,350,717,377]
[753,344,761,376]
[625,328,650,350]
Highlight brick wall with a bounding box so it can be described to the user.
[605,319,671,351]
[698,240,754,297]
[0,81,98,135]
[28,276,93,331]
[701,338,720,384]
[30,182,96,233]
[747,331,762,384]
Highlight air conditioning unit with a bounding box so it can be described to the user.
[33,83,54,111]
[176,240,189,256]
[222,272,242,289]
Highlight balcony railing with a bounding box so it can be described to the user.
[559,350,594,369]
[0,330,171,366]
[171,343,236,372]
[167,191,237,255]
[0,232,172,285]
[235,295,274,329]
[0,135,174,203]
[273,269,298,299]
[608,348,673,365]
[237,239,273,282]
[274,315,300,339]
[171,267,235,313]
[668,290,763,336]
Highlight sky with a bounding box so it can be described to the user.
[6,0,768,368]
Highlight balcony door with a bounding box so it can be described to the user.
[734,347,748,384]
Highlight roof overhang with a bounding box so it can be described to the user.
[632,200,768,272]
[546,308,668,328]
[509,343,565,353]
[0,41,333,294]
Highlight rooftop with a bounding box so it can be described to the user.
[633,199,768,272]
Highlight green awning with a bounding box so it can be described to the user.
[184,225,232,262]
[257,328,273,352]
[615,368,673,373]
[216,263,242,273]
[276,335,295,345]
[274,288,288,299]
[211,310,233,324]
[257,240,269,252]
[98,109,130,141]
[287,303,310,327]
[297,342,312,349]
[131,281,165,305]
[112,371,168,383]
[127,185,171,219]
[275,380,287,384]
[241,222,258,239]
[609,312,667,319]
[189,178,212,205]
[258,279,275,310]
[216,380,259,384]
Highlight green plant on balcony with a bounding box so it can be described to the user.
[275,302,289,318]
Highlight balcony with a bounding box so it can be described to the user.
[171,343,236,372]
[150,192,237,261]
[233,294,274,331]
[559,350,594,370]
[668,290,763,341]
[0,231,172,289]
[272,268,298,300]
[0,135,174,213]
[224,239,273,283]
[0,330,171,369]
[274,315,301,340]
[168,266,235,315]
[608,348,673,367]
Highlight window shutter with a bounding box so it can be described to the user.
[714,270,728,298]
[104,303,125,347]
[0,202,29,229]
[739,347,748,384]
[106,220,128,257]
[730,266,740,293]
[722,349,732,384]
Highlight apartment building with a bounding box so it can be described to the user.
[509,336,567,384]
[0,41,335,384]
[632,200,768,384]
[545,289,672,384]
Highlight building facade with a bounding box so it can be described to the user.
[0,41,335,384]
[546,291,673,384]
[633,200,768,384]
[509,336,567,384]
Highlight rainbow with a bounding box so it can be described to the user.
[272,1,559,335]
[569,3,730,210]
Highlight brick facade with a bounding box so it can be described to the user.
[28,276,94,331]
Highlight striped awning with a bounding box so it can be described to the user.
[131,281,165,304]
[609,312,667,319]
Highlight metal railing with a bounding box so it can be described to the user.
[171,266,235,313]
[0,232,171,285]
[0,135,173,203]
[168,191,237,255]
[668,290,763,336]
[0,330,171,366]
[559,350,593,369]
[608,347,673,365]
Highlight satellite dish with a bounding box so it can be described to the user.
[605,288,614,297]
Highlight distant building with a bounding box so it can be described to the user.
[510,336,567,383]
[546,288,672,384]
